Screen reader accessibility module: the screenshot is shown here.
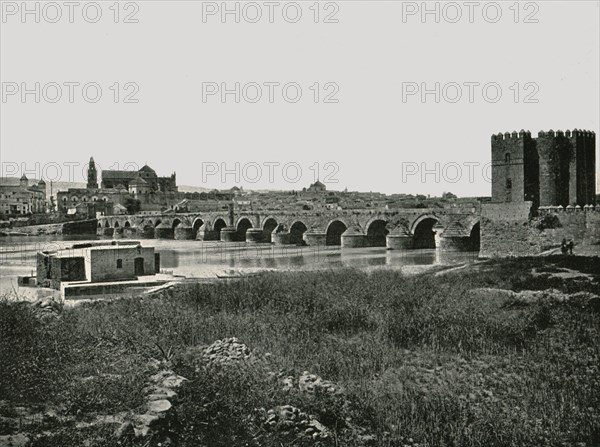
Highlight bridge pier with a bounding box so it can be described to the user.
[386,234,413,250]
[140,226,155,239]
[433,224,445,249]
[303,232,327,246]
[197,229,218,241]
[341,229,366,248]
[272,232,291,245]
[174,226,195,240]
[439,236,472,250]
[245,228,264,244]
[154,223,174,239]
[124,227,138,238]
[220,227,237,242]
[386,226,413,250]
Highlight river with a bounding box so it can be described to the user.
[0,235,480,297]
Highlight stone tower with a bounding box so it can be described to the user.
[536,130,596,207]
[87,157,99,189]
[491,130,539,208]
[491,129,596,208]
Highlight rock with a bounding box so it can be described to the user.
[147,399,172,414]
[134,425,152,438]
[0,434,29,447]
[149,370,175,383]
[298,371,342,395]
[147,389,177,401]
[201,338,252,367]
[133,412,162,428]
[262,405,329,439]
[161,374,187,388]
[115,421,134,438]
[147,358,164,371]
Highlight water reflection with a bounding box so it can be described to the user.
[150,243,478,272]
[0,235,479,292]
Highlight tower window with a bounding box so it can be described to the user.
[117,259,123,269]
[506,179,512,189]
[505,153,511,163]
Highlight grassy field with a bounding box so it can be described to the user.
[1,256,599,446]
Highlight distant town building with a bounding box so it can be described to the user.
[307,180,326,193]
[0,175,47,216]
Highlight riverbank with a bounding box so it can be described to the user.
[0,219,97,237]
[1,256,599,446]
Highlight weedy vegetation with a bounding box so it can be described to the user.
[1,256,599,446]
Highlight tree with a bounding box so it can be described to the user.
[442,192,457,200]
[124,198,141,215]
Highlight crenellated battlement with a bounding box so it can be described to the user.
[491,129,596,142]
[491,129,532,141]
[537,129,596,139]
[538,204,597,214]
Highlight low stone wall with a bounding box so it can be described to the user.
[63,219,99,235]
[481,202,600,257]
[0,219,98,236]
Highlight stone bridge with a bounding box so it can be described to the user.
[97,206,481,250]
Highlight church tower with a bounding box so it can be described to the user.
[87,157,99,189]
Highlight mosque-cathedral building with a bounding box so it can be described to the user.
[56,158,181,216]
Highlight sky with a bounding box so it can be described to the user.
[1,0,599,196]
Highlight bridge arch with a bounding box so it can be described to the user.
[192,218,204,237]
[262,217,278,243]
[289,221,308,246]
[468,221,481,251]
[154,219,162,228]
[172,218,182,231]
[213,218,227,239]
[124,221,131,228]
[366,219,389,247]
[114,221,120,228]
[104,220,110,228]
[326,219,348,246]
[411,215,439,249]
[236,217,253,242]
[141,220,154,237]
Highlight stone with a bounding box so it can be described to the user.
[133,412,162,428]
[115,421,134,438]
[147,399,172,413]
[201,338,252,367]
[0,434,29,447]
[147,387,177,401]
[161,375,187,388]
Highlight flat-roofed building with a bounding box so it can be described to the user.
[37,241,160,289]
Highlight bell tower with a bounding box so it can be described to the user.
[87,157,99,189]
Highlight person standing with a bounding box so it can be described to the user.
[561,238,568,255]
